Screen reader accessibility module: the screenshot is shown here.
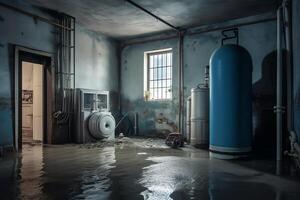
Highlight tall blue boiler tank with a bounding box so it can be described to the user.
[209,44,252,159]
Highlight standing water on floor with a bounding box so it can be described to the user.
[0,138,300,200]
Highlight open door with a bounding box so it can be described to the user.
[21,62,44,144]
[32,63,44,142]
[15,46,54,151]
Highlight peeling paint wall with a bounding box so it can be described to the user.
[292,0,300,143]
[121,39,179,136]
[121,18,277,145]
[0,0,119,147]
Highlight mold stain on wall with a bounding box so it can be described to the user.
[121,38,179,136]
[0,0,120,147]
[121,18,277,144]
[0,0,55,147]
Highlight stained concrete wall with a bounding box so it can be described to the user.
[75,26,119,92]
[292,0,300,142]
[75,26,119,114]
[0,0,119,147]
[121,39,179,136]
[0,0,55,147]
[121,18,277,143]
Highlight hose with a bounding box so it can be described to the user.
[115,112,134,136]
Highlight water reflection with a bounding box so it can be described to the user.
[1,142,300,200]
[139,156,202,200]
[139,156,300,200]
[72,146,115,199]
[208,172,277,200]
[18,144,44,199]
[1,144,116,200]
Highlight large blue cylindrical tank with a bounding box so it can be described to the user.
[209,44,252,159]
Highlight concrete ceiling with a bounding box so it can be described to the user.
[25,0,278,39]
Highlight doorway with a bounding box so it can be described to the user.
[21,61,44,144]
[15,46,54,151]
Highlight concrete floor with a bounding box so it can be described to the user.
[0,138,300,200]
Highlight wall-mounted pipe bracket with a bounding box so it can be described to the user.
[273,106,286,113]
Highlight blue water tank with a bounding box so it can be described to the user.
[209,44,252,159]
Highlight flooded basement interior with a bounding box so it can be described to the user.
[0,137,300,200]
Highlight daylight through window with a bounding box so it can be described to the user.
[146,50,172,100]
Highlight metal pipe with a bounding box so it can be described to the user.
[117,45,122,114]
[122,17,276,48]
[123,0,184,132]
[121,35,177,49]
[188,17,276,36]
[61,16,65,111]
[124,0,184,133]
[67,17,71,88]
[279,0,300,168]
[0,2,73,31]
[283,0,293,133]
[295,143,300,157]
[115,113,129,129]
[276,6,284,162]
[204,65,209,87]
[73,17,76,117]
[186,96,191,143]
[289,131,297,152]
[124,0,180,32]
[179,32,184,133]
[134,112,138,135]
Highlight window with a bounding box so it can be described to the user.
[144,49,172,101]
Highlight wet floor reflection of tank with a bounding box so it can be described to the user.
[138,155,300,200]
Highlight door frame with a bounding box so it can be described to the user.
[14,46,54,151]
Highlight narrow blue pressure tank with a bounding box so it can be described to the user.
[209,44,252,159]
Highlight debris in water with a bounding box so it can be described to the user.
[165,133,184,148]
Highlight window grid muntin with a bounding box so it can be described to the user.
[147,51,172,100]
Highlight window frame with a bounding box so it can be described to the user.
[144,48,172,101]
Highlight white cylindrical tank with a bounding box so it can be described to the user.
[190,85,209,148]
[88,111,116,140]
[186,96,191,143]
